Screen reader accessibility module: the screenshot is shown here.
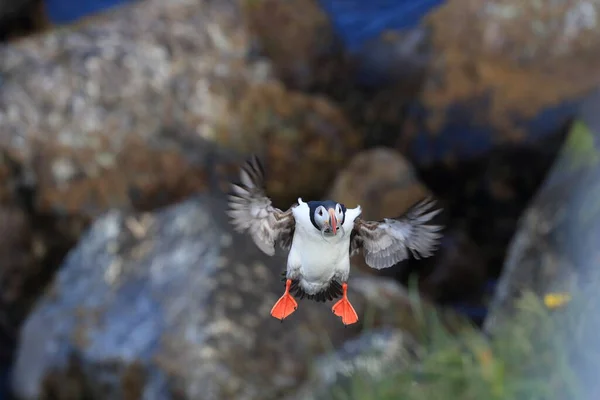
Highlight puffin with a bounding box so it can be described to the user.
[226,156,443,326]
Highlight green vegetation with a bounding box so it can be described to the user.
[562,119,600,171]
[327,284,599,400]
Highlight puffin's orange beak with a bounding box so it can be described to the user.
[328,208,338,234]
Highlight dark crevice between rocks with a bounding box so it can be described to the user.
[317,28,432,150]
[405,123,572,324]
[277,45,430,151]
[0,0,50,43]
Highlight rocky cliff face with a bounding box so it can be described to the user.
[0,0,363,386]
[3,0,599,398]
[11,193,435,400]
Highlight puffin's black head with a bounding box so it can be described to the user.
[307,200,346,235]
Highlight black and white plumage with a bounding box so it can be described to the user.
[227,156,444,306]
[226,156,296,256]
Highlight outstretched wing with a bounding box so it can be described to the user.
[349,197,443,270]
[226,156,296,256]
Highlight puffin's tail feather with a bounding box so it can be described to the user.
[280,271,343,303]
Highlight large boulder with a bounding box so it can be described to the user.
[327,148,432,221]
[484,91,600,398]
[242,0,431,148]
[485,90,600,332]
[0,0,361,215]
[241,0,346,92]
[396,0,600,297]
[400,0,600,166]
[11,192,430,400]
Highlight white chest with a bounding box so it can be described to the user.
[291,229,350,277]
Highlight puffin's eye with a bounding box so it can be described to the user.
[318,209,323,216]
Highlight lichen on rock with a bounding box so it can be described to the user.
[420,0,600,138]
[0,0,360,215]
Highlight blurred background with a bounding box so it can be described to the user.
[0,0,599,399]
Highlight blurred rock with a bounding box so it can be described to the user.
[11,192,434,400]
[0,0,361,216]
[392,0,600,288]
[327,147,429,276]
[0,0,246,385]
[215,80,362,208]
[328,148,431,221]
[286,328,420,400]
[399,0,600,165]
[242,0,431,149]
[328,148,488,313]
[484,92,600,333]
[1,0,361,396]
[241,0,346,92]
[483,91,600,400]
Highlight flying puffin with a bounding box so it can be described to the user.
[226,156,443,326]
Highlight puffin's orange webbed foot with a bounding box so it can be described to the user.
[270,279,298,321]
[332,283,359,326]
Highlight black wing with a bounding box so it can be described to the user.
[349,197,443,269]
[226,156,296,255]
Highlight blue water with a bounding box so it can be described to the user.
[317,0,446,51]
[45,0,446,34]
[44,0,134,24]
